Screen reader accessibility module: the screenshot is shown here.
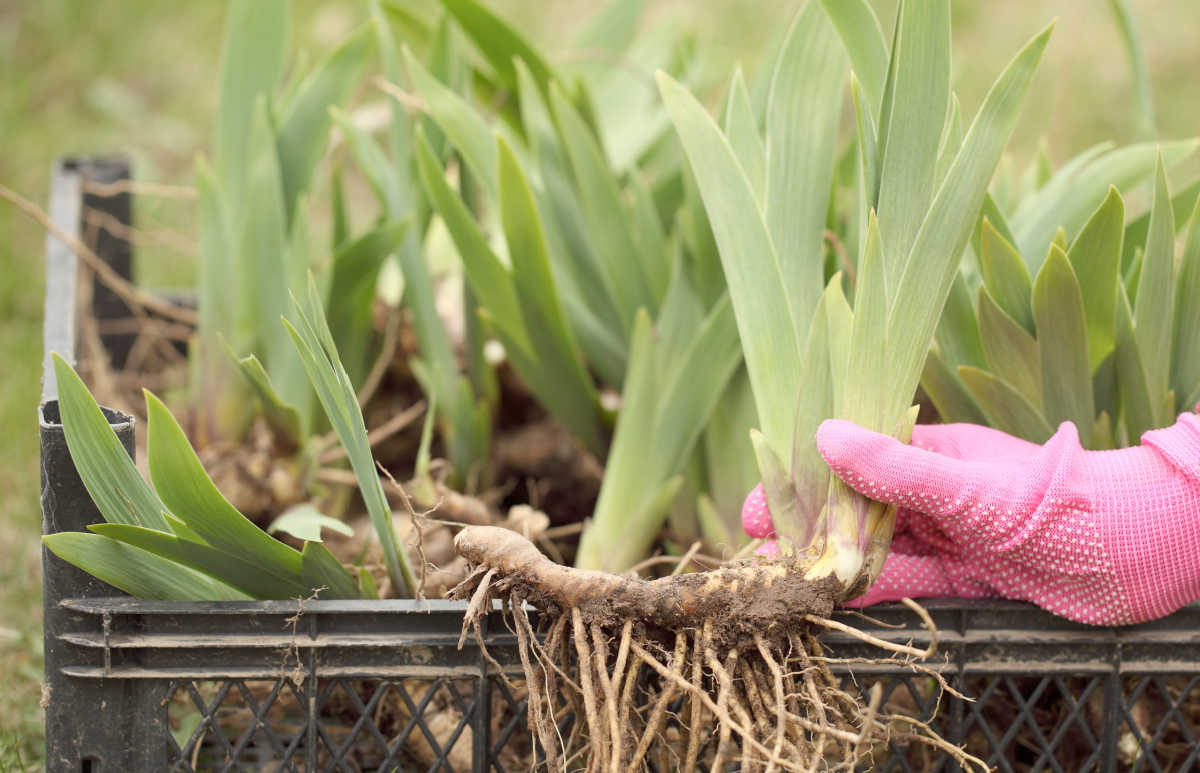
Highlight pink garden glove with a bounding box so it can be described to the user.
[741,414,1200,626]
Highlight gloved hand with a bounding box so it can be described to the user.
[741,414,1200,625]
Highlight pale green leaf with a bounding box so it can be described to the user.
[659,71,802,460]
[551,85,662,322]
[497,137,605,455]
[702,368,760,532]
[1014,139,1197,268]
[1033,246,1095,445]
[578,296,741,571]
[1090,411,1117,450]
[331,162,350,250]
[723,68,766,204]
[424,12,471,155]
[230,351,303,443]
[920,348,988,425]
[213,0,289,213]
[357,565,380,599]
[696,494,740,552]
[331,108,404,217]
[883,23,1052,426]
[1109,0,1156,140]
[1170,195,1200,403]
[1125,247,1144,301]
[824,276,853,403]
[575,311,657,570]
[978,287,1042,407]
[284,277,416,597]
[1132,156,1176,418]
[572,0,643,54]
[413,129,528,353]
[371,4,462,428]
[651,297,742,473]
[971,193,1018,267]
[876,0,950,282]
[935,271,987,368]
[195,156,234,383]
[784,287,835,549]
[851,73,881,225]
[518,64,628,385]
[842,214,888,429]
[959,366,1053,442]
[1093,351,1119,430]
[417,129,607,447]
[755,429,810,552]
[653,258,706,370]
[437,0,555,95]
[1115,282,1157,438]
[236,98,289,360]
[1066,186,1124,371]
[402,46,498,197]
[821,0,887,121]
[935,94,965,184]
[979,218,1034,334]
[269,504,355,542]
[1052,227,1069,254]
[764,1,847,339]
[324,219,410,386]
[1122,179,1200,272]
[276,25,372,219]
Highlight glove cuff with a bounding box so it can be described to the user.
[1142,413,1200,487]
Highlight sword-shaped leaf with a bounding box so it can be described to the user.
[875,0,950,283]
[659,71,802,460]
[1115,282,1158,439]
[1132,157,1176,420]
[1171,196,1200,404]
[821,0,888,121]
[1014,139,1197,268]
[275,24,372,221]
[883,23,1053,427]
[551,85,663,322]
[51,354,170,531]
[764,1,846,339]
[1066,186,1124,371]
[145,392,307,582]
[43,533,251,601]
[978,286,1042,407]
[959,366,1054,443]
[402,47,498,197]
[90,523,307,600]
[1122,179,1200,272]
[284,277,416,597]
[1033,246,1095,446]
[921,348,988,425]
[723,68,766,204]
[213,0,289,213]
[436,0,555,96]
[979,217,1034,334]
[230,351,302,444]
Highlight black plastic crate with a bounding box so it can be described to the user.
[40,158,1200,771]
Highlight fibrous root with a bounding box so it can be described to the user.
[452,526,987,772]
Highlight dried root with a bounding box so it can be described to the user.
[452,526,989,771]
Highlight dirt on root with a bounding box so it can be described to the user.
[455,525,841,649]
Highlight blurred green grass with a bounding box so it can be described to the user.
[0,0,1196,766]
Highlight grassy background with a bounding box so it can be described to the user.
[1,0,1197,766]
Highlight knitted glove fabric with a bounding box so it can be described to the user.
[741,415,1200,625]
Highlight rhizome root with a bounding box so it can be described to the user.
[452,526,987,772]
